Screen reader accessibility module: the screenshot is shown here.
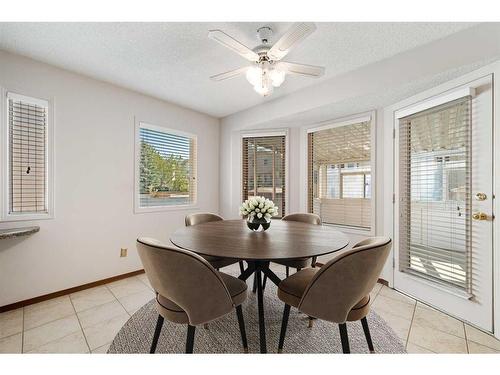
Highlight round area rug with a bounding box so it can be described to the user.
[109,270,406,354]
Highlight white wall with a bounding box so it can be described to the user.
[0,50,220,307]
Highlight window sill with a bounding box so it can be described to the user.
[134,204,199,214]
[1,213,53,223]
[322,223,374,236]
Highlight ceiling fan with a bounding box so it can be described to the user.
[208,23,325,97]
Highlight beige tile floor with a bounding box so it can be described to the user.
[1,269,499,354]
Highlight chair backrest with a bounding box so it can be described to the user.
[298,237,392,323]
[185,212,223,227]
[136,237,234,325]
[282,212,321,225]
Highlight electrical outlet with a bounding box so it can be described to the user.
[120,248,128,257]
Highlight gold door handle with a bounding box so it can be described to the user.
[475,192,487,201]
[472,212,488,220]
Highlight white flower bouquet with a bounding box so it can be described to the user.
[240,196,278,231]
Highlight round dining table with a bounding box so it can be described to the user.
[170,219,349,353]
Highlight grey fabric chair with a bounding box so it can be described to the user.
[276,237,392,353]
[136,237,248,353]
[185,213,245,272]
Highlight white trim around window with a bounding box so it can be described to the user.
[300,111,376,235]
[134,120,198,214]
[0,89,55,222]
[239,128,290,217]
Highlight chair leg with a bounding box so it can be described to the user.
[235,305,248,353]
[338,323,350,354]
[185,325,196,353]
[361,317,375,353]
[308,317,315,328]
[311,256,317,267]
[286,266,289,278]
[252,272,257,293]
[278,304,291,353]
[262,274,267,290]
[297,267,302,272]
[239,261,245,274]
[150,314,164,353]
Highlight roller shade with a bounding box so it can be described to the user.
[8,93,48,214]
[138,124,197,208]
[399,97,471,292]
[308,120,372,229]
[242,135,286,217]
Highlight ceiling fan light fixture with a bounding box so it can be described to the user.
[269,68,286,87]
[245,66,262,86]
[253,81,273,96]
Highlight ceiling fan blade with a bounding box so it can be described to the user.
[278,62,325,77]
[208,30,259,62]
[210,66,249,81]
[267,23,316,61]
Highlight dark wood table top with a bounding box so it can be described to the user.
[170,219,349,261]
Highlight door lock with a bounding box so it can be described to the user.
[475,192,487,201]
[472,212,488,221]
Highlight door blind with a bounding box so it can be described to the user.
[308,120,371,229]
[8,94,48,214]
[139,125,197,208]
[242,135,286,217]
[399,97,472,292]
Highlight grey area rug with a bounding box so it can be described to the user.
[109,269,406,354]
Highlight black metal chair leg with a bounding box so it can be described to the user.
[235,305,248,353]
[185,325,196,353]
[278,304,291,353]
[361,317,374,353]
[339,323,350,354]
[262,274,267,290]
[150,314,164,353]
[311,256,317,267]
[239,261,245,274]
[285,266,289,277]
[252,272,257,293]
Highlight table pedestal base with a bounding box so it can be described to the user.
[238,261,282,354]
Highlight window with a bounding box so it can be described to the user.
[4,92,50,219]
[308,118,372,230]
[399,97,471,291]
[242,134,286,217]
[136,123,197,210]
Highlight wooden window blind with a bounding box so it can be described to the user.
[308,120,371,229]
[399,97,471,292]
[138,124,197,208]
[8,93,48,214]
[242,135,286,217]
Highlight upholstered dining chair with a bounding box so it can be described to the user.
[136,237,249,353]
[185,213,245,273]
[259,213,322,293]
[276,237,392,353]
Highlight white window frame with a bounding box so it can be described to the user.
[300,111,376,235]
[134,120,198,214]
[239,129,290,217]
[0,89,54,222]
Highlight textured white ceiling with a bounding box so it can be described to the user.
[0,22,476,117]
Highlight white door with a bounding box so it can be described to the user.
[394,75,493,331]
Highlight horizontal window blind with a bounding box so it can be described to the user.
[399,97,471,292]
[8,94,48,214]
[139,125,197,208]
[308,120,371,229]
[242,135,286,217]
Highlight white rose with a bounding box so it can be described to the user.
[260,207,267,214]
[255,208,260,213]
[264,213,271,220]
[259,202,264,208]
[257,212,262,219]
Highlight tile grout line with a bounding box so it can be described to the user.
[404,300,417,351]
[463,322,469,353]
[68,293,91,354]
[104,284,132,317]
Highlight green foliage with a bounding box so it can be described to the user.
[140,141,190,194]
